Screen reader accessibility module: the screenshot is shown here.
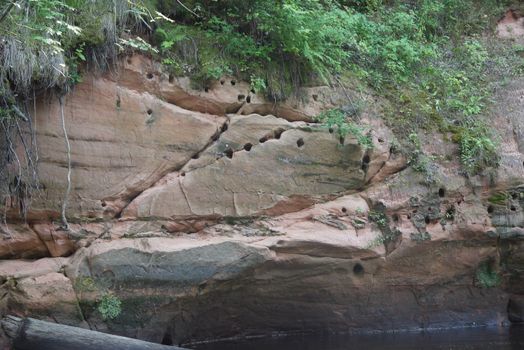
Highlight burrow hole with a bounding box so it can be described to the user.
[341,207,347,213]
[297,138,305,147]
[361,154,370,171]
[238,94,245,101]
[510,205,517,211]
[168,74,174,83]
[487,205,494,214]
[161,330,173,346]
[192,153,200,160]
[221,123,228,132]
[246,96,251,103]
[274,128,285,139]
[225,149,233,159]
[353,263,364,275]
[244,143,252,151]
[147,109,153,115]
[146,72,154,79]
[220,80,225,85]
[259,136,268,143]
[328,128,334,134]
[439,188,446,198]
[339,136,345,145]
[231,80,236,86]
[424,216,431,224]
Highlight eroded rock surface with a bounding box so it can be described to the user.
[0,50,523,346]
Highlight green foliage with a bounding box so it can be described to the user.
[315,108,373,148]
[488,192,510,205]
[368,210,387,228]
[119,37,159,53]
[475,261,502,288]
[457,122,499,175]
[97,293,122,320]
[250,76,267,94]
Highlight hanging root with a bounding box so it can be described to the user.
[59,95,71,230]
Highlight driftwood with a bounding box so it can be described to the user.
[1,316,188,350]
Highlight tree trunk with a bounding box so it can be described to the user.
[1,316,188,350]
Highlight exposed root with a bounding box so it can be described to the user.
[58,95,72,231]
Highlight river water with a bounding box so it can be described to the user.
[193,325,524,350]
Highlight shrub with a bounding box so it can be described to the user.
[97,293,122,320]
[315,108,373,149]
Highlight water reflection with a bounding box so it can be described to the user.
[193,325,524,350]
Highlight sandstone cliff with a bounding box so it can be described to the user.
[0,26,523,346]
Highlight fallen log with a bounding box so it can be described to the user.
[1,316,188,350]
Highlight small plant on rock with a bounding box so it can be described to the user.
[97,293,122,320]
[475,260,501,288]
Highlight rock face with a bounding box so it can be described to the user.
[0,50,523,347]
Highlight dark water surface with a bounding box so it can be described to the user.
[193,325,524,350]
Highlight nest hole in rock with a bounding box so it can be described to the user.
[246,95,251,103]
[146,72,154,79]
[511,205,517,211]
[259,136,268,143]
[231,80,236,86]
[221,123,228,132]
[312,94,318,101]
[204,87,209,93]
[297,138,305,147]
[353,263,364,275]
[220,80,225,85]
[244,143,252,151]
[192,154,200,160]
[487,205,494,214]
[339,136,345,145]
[392,213,399,222]
[101,201,107,207]
[147,109,153,115]
[168,74,174,83]
[328,128,334,134]
[425,215,431,224]
[161,331,173,346]
[237,94,245,101]
[439,188,446,198]
[274,128,285,139]
[225,148,234,159]
[341,207,347,213]
[180,172,186,177]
